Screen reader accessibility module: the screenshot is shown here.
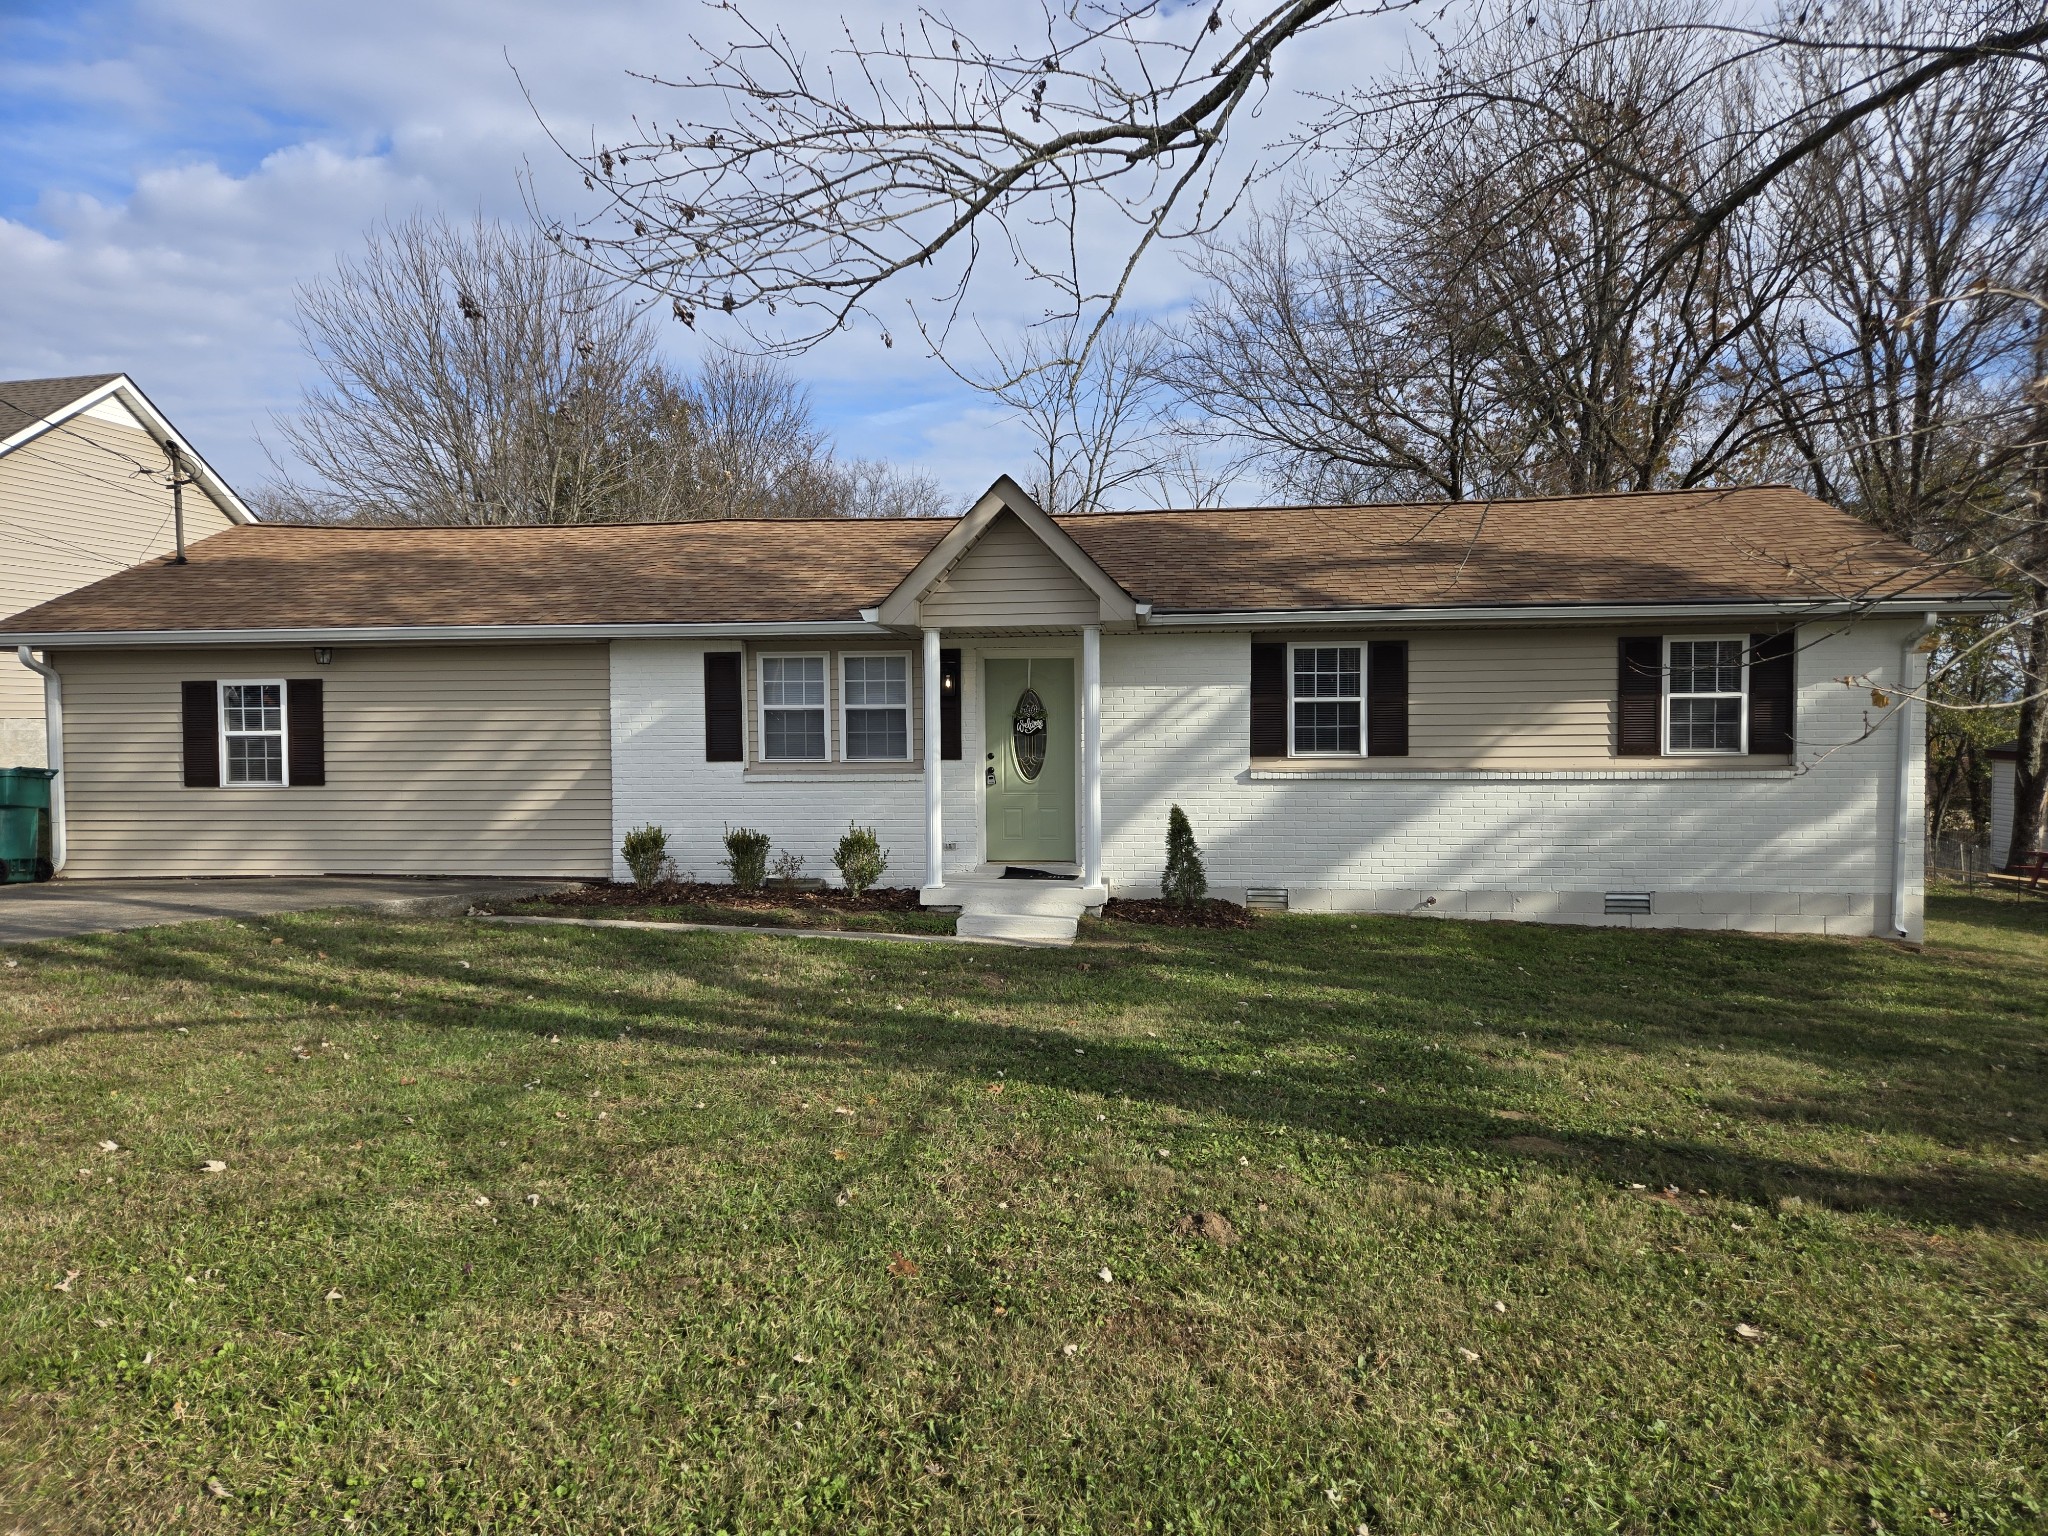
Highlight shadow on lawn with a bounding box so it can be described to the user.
[14,900,2048,1235]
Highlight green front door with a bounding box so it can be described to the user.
[984,658,1076,863]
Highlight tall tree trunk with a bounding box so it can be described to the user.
[2011,597,2048,865]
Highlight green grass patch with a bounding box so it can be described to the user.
[1,891,2044,1533]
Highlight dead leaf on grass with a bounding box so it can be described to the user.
[52,1270,78,1292]
[97,1140,120,1153]
[1734,1322,1767,1342]
[198,1160,227,1173]
[888,1253,920,1278]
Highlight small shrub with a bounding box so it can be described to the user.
[1162,804,1207,907]
[770,849,808,883]
[620,824,668,888]
[833,823,888,897]
[722,826,772,889]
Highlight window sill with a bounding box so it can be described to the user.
[745,762,923,782]
[1249,756,1798,781]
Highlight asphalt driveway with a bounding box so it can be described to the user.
[0,876,573,945]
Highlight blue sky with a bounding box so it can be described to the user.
[0,0,1413,506]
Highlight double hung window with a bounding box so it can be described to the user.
[1666,639,1745,753]
[1290,645,1362,755]
[759,655,827,760]
[220,681,286,785]
[842,654,910,760]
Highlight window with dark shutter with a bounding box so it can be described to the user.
[181,681,219,787]
[1366,640,1409,756]
[940,648,962,760]
[1747,631,1795,754]
[1249,641,1286,757]
[1616,637,1663,756]
[704,652,743,761]
[286,680,326,786]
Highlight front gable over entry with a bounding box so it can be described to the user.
[874,477,1138,629]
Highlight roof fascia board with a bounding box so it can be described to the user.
[1141,597,2009,626]
[875,476,1137,626]
[1,620,887,648]
[0,375,257,524]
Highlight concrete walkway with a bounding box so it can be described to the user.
[475,913,1036,946]
[0,875,573,945]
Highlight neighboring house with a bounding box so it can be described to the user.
[0,374,252,765]
[1988,743,2044,869]
[0,478,2001,942]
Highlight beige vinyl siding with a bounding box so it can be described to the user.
[1255,626,1792,773]
[53,643,611,876]
[740,640,923,771]
[0,413,237,718]
[918,512,1102,628]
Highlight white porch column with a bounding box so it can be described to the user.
[923,626,944,890]
[1082,624,1103,889]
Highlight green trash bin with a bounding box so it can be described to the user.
[0,767,57,884]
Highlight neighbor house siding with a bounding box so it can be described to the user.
[53,643,611,877]
[917,512,1102,628]
[1094,621,1924,939]
[1989,757,2041,867]
[0,408,237,758]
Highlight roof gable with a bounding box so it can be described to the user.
[0,373,255,525]
[874,477,1138,627]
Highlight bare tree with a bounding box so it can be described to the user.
[970,317,1174,513]
[267,215,678,525]
[263,215,946,524]
[551,0,2044,357]
[1163,2,1796,501]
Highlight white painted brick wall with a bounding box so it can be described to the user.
[1095,623,1925,940]
[611,624,1928,939]
[610,640,974,888]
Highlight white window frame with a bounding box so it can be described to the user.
[1286,642,1366,758]
[757,653,829,762]
[839,652,913,763]
[218,678,289,788]
[1663,635,1748,755]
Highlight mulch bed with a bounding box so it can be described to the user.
[1100,897,1255,930]
[520,881,924,916]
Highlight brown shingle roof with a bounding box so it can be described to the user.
[0,374,125,446]
[1058,486,1989,611]
[0,486,1996,638]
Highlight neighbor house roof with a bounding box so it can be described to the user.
[0,374,125,436]
[0,483,2003,643]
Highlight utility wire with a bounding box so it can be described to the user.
[0,395,169,478]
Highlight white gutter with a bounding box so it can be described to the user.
[1891,613,1940,941]
[0,619,886,649]
[1139,597,2007,627]
[15,647,63,874]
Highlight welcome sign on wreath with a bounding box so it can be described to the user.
[1011,688,1047,781]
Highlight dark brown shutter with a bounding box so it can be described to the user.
[1365,640,1409,756]
[704,652,743,761]
[939,648,962,760]
[286,679,326,786]
[1617,637,1663,757]
[1747,631,1795,754]
[181,682,219,788]
[1250,641,1287,758]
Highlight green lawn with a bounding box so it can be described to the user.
[1,890,2044,1535]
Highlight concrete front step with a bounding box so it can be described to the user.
[955,885,1093,918]
[957,911,1079,945]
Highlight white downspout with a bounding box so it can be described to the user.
[1891,614,1938,941]
[16,646,65,874]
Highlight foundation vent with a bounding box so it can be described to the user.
[1243,886,1290,913]
[1604,891,1653,915]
